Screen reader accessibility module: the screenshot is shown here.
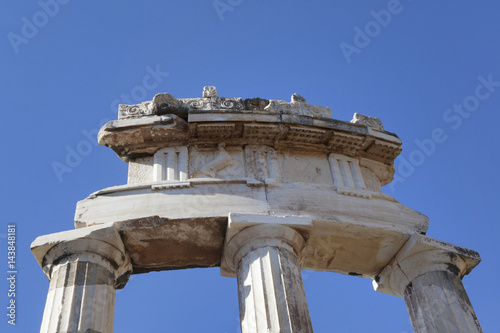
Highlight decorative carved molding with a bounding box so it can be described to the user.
[179,86,244,111]
[364,140,402,163]
[286,126,328,145]
[105,87,403,184]
[203,86,217,98]
[242,124,281,141]
[151,181,190,191]
[328,132,365,157]
[118,87,331,120]
[119,101,155,119]
[196,124,236,138]
[180,97,245,112]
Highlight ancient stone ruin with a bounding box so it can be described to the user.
[32,87,482,332]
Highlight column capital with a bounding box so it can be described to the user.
[373,234,480,298]
[31,223,132,289]
[221,213,312,277]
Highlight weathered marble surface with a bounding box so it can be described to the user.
[77,88,426,277]
[223,217,313,333]
[32,224,132,333]
[405,270,482,333]
[32,87,483,332]
[118,86,331,120]
[373,234,482,332]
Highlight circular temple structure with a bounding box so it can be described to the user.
[31,87,483,333]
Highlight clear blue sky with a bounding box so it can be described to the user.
[1,1,499,332]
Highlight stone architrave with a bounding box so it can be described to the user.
[31,224,132,333]
[222,214,313,333]
[374,235,482,333]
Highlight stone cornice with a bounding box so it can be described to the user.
[118,86,331,120]
[98,87,402,168]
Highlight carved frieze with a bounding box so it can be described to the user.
[244,146,281,181]
[279,152,333,185]
[190,145,245,179]
[111,87,403,188]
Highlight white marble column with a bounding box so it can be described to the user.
[223,219,313,333]
[404,270,482,332]
[32,225,132,333]
[374,235,482,333]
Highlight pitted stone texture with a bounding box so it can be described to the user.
[128,156,154,184]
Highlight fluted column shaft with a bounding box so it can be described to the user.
[37,236,132,333]
[225,223,313,333]
[373,235,483,333]
[404,270,482,333]
[41,253,117,333]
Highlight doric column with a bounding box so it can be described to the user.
[32,224,132,333]
[222,214,313,333]
[374,235,482,333]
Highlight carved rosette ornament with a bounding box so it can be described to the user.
[182,86,244,111]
